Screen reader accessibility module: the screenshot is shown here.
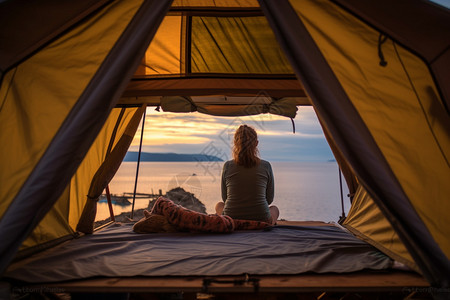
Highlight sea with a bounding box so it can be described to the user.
[96,161,350,223]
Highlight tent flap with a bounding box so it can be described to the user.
[0,0,172,275]
[259,0,450,287]
[343,185,416,271]
[77,105,146,234]
[161,96,197,113]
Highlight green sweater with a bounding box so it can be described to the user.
[221,159,274,222]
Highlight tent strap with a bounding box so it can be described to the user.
[377,33,388,67]
[104,107,126,222]
[338,167,346,224]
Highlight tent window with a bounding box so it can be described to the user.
[137,14,295,78]
[141,16,182,76]
[191,16,293,74]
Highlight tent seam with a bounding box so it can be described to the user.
[1,0,116,78]
[392,41,450,167]
[0,67,17,114]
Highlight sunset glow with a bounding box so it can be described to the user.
[129,106,333,161]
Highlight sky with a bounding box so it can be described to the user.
[430,0,450,8]
[128,106,334,162]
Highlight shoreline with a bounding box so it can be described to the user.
[94,187,207,228]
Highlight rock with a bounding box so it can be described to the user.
[148,187,206,213]
[94,187,207,228]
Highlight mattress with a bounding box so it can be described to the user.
[6,223,392,283]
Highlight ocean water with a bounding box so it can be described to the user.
[96,161,350,222]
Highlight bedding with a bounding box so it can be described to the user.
[5,223,392,283]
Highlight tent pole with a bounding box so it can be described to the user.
[338,167,346,224]
[130,110,146,219]
[105,185,115,222]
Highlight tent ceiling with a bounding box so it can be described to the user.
[120,4,308,110]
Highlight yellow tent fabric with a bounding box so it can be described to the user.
[0,0,144,252]
[289,0,450,260]
[140,13,293,76]
[343,185,416,271]
[141,15,182,76]
[76,106,144,234]
[0,0,143,222]
[17,187,73,254]
[19,107,139,251]
[191,16,293,74]
[69,107,140,231]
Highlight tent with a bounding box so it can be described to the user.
[0,0,449,295]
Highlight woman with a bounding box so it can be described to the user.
[215,125,279,224]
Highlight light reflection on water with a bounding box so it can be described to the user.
[96,161,350,222]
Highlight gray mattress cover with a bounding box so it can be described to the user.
[6,223,392,282]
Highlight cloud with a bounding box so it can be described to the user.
[129,106,333,161]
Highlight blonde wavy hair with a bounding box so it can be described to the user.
[232,125,260,168]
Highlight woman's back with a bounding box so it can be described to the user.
[215,124,279,224]
[221,159,274,222]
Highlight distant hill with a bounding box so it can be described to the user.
[123,152,224,162]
